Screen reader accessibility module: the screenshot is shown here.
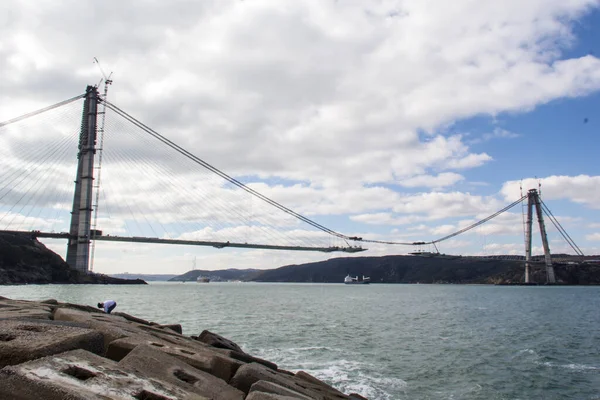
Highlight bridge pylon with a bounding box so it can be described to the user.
[65,86,99,274]
[524,189,555,283]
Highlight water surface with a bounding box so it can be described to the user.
[1,283,598,399]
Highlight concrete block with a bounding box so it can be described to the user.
[0,307,52,320]
[54,308,141,350]
[0,319,104,368]
[279,369,296,376]
[230,363,349,400]
[197,329,244,353]
[112,311,153,325]
[0,349,208,400]
[296,370,343,394]
[250,380,313,399]
[246,392,303,400]
[107,335,243,382]
[0,299,53,320]
[54,308,184,346]
[120,344,245,400]
[105,313,183,336]
[53,307,127,324]
[216,348,278,370]
[56,302,105,314]
[104,331,211,361]
[0,298,44,308]
[133,322,186,338]
[159,323,183,334]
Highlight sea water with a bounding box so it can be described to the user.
[1,282,599,399]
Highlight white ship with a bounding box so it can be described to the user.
[344,274,370,284]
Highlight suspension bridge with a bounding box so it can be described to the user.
[0,84,586,283]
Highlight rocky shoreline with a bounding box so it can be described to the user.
[0,296,366,399]
[0,232,147,285]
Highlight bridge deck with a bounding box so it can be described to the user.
[0,230,365,253]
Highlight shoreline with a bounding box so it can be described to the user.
[0,296,366,399]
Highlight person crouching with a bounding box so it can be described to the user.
[97,299,117,314]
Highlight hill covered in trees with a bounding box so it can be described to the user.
[170,255,600,285]
[249,255,600,284]
[169,268,261,282]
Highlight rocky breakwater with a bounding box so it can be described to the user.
[0,297,367,400]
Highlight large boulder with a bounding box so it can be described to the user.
[107,335,243,382]
[120,344,245,400]
[0,319,104,368]
[197,330,245,353]
[230,362,349,399]
[0,349,207,400]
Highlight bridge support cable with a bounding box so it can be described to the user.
[0,131,76,205]
[0,104,82,206]
[0,98,86,240]
[98,118,304,248]
[98,125,271,243]
[540,200,584,257]
[358,195,527,246]
[0,134,76,230]
[103,101,358,244]
[431,195,527,244]
[97,149,168,238]
[0,94,85,129]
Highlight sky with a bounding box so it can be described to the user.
[0,0,599,275]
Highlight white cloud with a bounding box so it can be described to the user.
[2,0,600,273]
[2,0,599,187]
[399,173,464,188]
[392,192,504,219]
[502,175,600,208]
[444,153,493,169]
[469,128,520,144]
[587,233,600,241]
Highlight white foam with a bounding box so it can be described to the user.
[295,359,406,400]
[540,361,600,371]
[513,348,540,361]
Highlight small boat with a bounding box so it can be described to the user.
[197,276,210,283]
[344,274,370,284]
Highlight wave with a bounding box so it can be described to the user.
[512,348,541,361]
[248,347,403,399]
[514,349,600,372]
[295,359,406,400]
[539,361,600,371]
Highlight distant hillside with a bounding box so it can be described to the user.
[169,268,260,282]
[0,232,146,285]
[110,273,178,281]
[249,255,600,285]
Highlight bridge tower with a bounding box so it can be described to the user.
[65,86,99,273]
[524,189,556,283]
